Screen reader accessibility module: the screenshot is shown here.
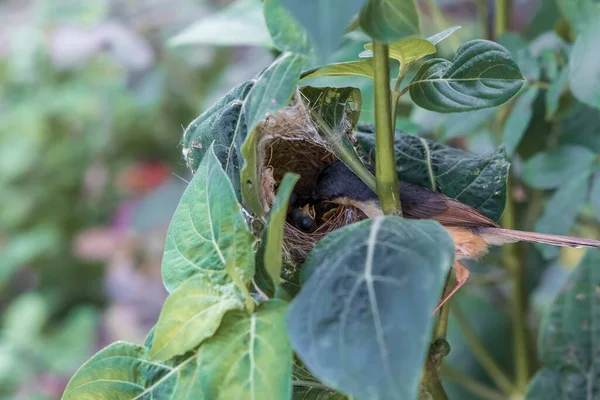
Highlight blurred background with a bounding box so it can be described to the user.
[1,0,596,398]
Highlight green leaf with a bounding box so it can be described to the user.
[360,38,436,68]
[408,39,526,113]
[149,275,245,361]
[526,250,600,399]
[534,170,591,259]
[240,52,305,216]
[197,300,292,399]
[182,80,254,174]
[169,0,274,48]
[264,0,310,54]
[264,173,299,292]
[280,0,366,60]
[569,18,600,110]
[522,145,596,189]
[161,146,254,293]
[182,53,304,215]
[426,25,462,46]
[302,60,375,79]
[356,125,510,221]
[359,0,420,43]
[255,173,300,298]
[62,341,201,400]
[545,67,570,120]
[503,86,539,156]
[288,217,454,400]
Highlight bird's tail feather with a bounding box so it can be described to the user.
[473,227,600,248]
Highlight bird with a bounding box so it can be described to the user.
[313,160,600,312]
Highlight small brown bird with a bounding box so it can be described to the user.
[314,161,600,311]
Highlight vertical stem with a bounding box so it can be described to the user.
[452,304,516,395]
[494,0,511,39]
[372,41,401,216]
[435,272,454,339]
[502,180,530,392]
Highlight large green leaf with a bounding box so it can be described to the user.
[534,170,591,259]
[182,81,254,175]
[169,0,273,48]
[569,18,600,110]
[287,217,454,400]
[359,0,420,43]
[196,300,292,399]
[280,0,366,60]
[161,146,255,293]
[522,145,596,189]
[149,275,245,361]
[356,125,510,221]
[62,341,201,400]
[407,40,526,113]
[182,52,304,215]
[264,0,310,54]
[503,86,539,156]
[526,250,600,399]
[302,60,375,79]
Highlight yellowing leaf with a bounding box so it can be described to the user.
[362,37,436,66]
[149,275,244,361]
[302,60,375,79]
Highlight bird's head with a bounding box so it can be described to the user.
[313,161,377,202]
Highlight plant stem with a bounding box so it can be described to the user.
[435,271,454,339]
[372,41,401,216]
[451,303,516,395]
[440,364,507,400]
[494,0,511,39]
[391,62,408,125]
[502,180,530,393]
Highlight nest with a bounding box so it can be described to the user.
[254,91,368,265]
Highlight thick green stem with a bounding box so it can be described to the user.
[372,41,401,216]
[502,181,530,393]
[494,0,511,39]
[452,304,516,395]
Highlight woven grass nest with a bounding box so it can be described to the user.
[254,91,370,266]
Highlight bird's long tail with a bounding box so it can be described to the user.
[473,227,600,248]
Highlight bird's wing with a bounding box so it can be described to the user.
[400,182,499,228]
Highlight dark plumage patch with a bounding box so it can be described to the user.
[314,160,498,228]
